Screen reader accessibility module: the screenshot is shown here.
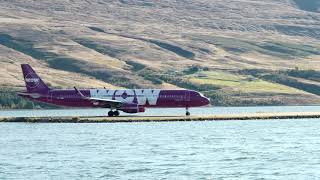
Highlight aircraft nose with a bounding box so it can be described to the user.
[202,97,211,106]
[206,97,211,105]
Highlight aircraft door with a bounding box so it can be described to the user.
[185,91,190,102]
[47,92,53,102]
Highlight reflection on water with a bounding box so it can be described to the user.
[0,119,320,179]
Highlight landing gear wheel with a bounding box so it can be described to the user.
[186,106,190,116]
[114,110,120,117]
[108,111,114,117]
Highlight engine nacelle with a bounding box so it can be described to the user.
[138,106,145,113]
[119,103,145,114]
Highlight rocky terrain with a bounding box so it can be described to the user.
[1,0,320,106]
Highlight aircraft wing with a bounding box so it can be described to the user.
[74,87,122,108]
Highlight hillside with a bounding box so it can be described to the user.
[1,0,320,106]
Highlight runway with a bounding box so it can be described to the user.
[1,112,320,123]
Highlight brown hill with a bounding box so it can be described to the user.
[1,0,320,106]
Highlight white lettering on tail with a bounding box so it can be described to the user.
[25,78,39,83]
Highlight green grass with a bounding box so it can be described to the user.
[240,69,320,96]
[188,71,247,87]
[187,71,302,94]
[235,80,299,94]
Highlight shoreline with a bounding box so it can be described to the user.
[1,112,320,123]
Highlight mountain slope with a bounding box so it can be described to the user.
[1,0,320,106]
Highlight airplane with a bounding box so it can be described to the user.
[17,64,211,116]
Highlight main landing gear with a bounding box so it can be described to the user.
[108,110,120,117]
[186,106,190,116]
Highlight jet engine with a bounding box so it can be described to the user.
[120,103,145,114]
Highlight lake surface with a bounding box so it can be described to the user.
[1,106,320,179]
[1,106,320,118]
[293,0,320,13]
[1,119,320,179]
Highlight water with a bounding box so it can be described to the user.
[1,106,320,118]
[293,0,320,13]
[0,119,320,179]
[1,107,320,179]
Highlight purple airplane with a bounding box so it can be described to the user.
[18,64,210,116]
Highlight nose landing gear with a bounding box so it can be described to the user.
[108,110,120,117]
[186,106,190,116]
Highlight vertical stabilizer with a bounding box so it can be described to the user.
[21,64,50,93]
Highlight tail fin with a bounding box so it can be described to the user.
[21,64,50,93]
